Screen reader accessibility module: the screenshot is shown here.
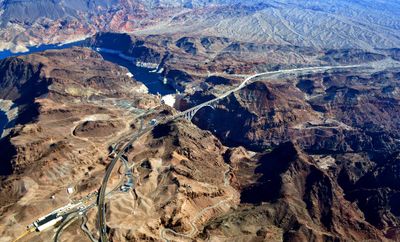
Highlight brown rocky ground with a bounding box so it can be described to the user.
[86,32,397,94]
[187,67,400,241]
[0,37,400,242]
[1,1,399,53]
[189,68,400,153]
[0,47,159,241]
[213,142,386,241]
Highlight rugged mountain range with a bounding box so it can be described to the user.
[0,41,399,241]
[1,0,400,52]
[0,1,400,242]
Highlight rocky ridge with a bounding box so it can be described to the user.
[1,0,400,52]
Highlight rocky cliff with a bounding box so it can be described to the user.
[0,47,156,177]
[2,1,400,53]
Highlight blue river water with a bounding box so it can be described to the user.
[0,42,82,136]
[98,52,176,95]
[0,42,82,60]
[0,42,176,135]
[0,110,7,138]
[0,42,175,95]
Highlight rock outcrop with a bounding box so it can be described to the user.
[202,142,388,241]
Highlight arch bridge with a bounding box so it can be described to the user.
[181,104,216,121]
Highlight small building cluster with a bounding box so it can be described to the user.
[33,214,63,231]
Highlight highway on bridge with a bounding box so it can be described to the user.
[97,63,363,242]
[16,59,394,242]
[10,63,370,242]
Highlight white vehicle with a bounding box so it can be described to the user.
[150,119,157,126]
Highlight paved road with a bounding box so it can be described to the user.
[18,57,397,242]
[159,165,233,241]
[19,59,395,242]
[96,63,364,242]
[177,64,362,119]
[97,120,151,242]
[54,213,79,242]
[155,64,363,241]
[81,214,98,242]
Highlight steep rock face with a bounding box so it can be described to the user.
[0,47,155,176]
[345,153,400,231]
[184,64,400,241]
[0,58,45,102]
[86,32,324,76]
[86,32,399,95]
[176,37,197,55]
[0,57,48,125]
[202,142,386,241]
[0,47,399,242]
[1,0,400,53]
[191,69,400,154]
[321,49,386,64]
[100,120,240,241]
[86,32,163,63]
[0,48,162,241]
[4,47,149,100]
[192,80,320,150]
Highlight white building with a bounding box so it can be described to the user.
[67,187,74,194]
[33,214,63,232]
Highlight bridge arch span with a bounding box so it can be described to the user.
[184,104,215,121]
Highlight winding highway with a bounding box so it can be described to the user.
[97,63,364,241]
[12,63,369,242]
[97,119,149,242]
[12,59,381,242]
[159,165,233,241]
[81,214,98,242]
[177,64,362,120]
[54,213,79,242]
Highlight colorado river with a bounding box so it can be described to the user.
[0,43,175,137]
[0,43,176,96]
[0,42,83,60]
[98,51,176,96]
[0,110,7,138]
